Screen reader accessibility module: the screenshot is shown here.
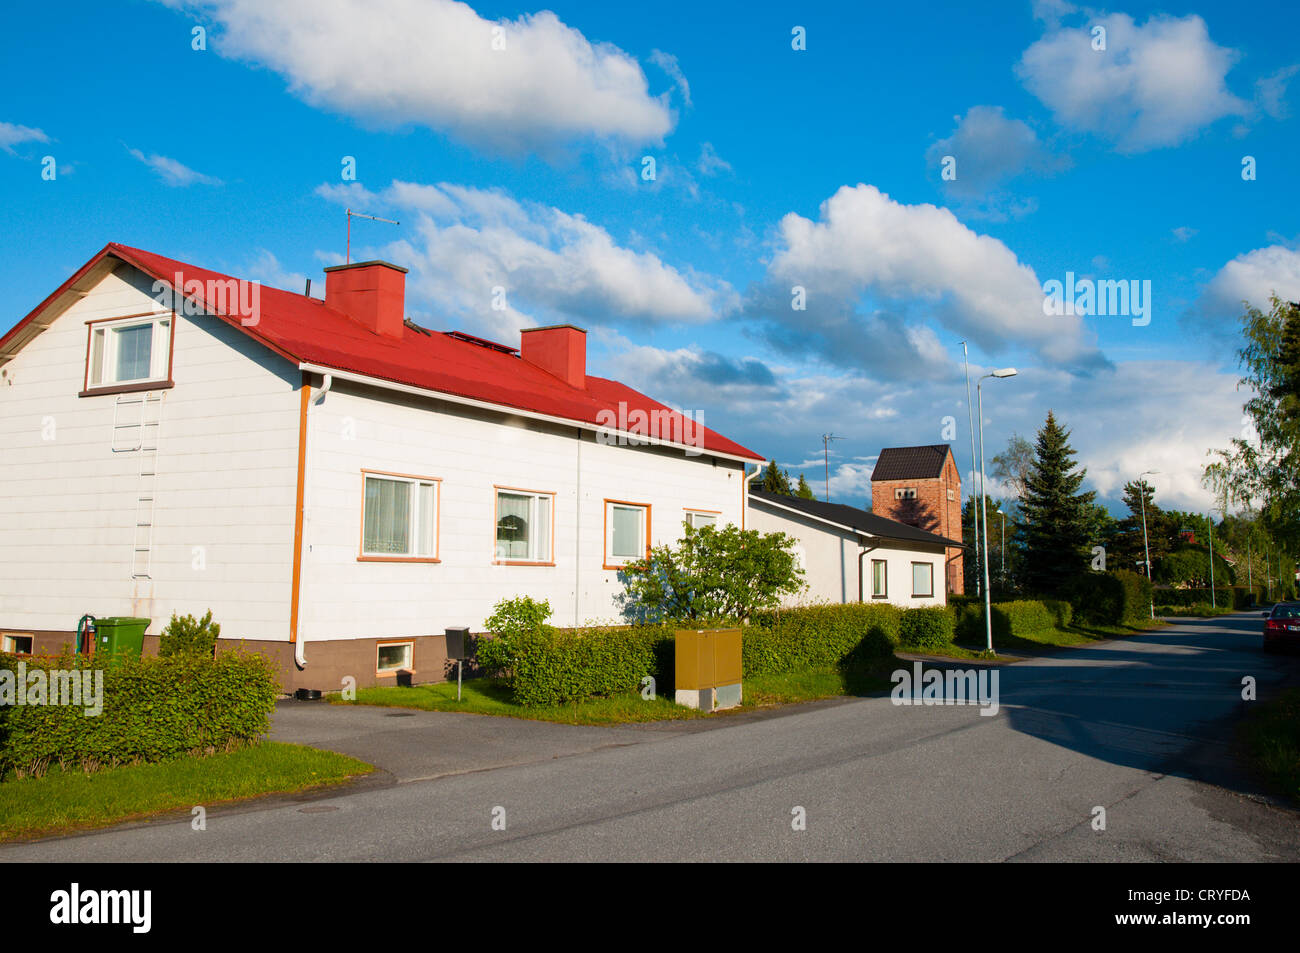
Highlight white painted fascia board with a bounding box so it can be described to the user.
[296,362,760,465]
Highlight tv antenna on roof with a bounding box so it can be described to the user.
[346,209,399,264]
[821,433,844,502]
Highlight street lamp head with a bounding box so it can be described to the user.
[992,367,1017,378]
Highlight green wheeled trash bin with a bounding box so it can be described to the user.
[93,617,150,659]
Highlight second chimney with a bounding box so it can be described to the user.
[323,260,408,339]
[520,324,587,389]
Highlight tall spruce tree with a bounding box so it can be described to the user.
[795,474,816,499]
[1019,411,1095,595]
[761,460,793,495]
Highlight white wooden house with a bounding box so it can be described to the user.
[0,244,764,691]
[747,489,959,608]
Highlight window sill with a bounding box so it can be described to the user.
[871,594,890,600]
[911,594,934,599]
[79,380,174,398]
[357,556,441,563]
[376,669,418,677]
[493,560,555,567]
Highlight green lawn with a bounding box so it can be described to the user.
[338,667,895,725]
[0,741,374,843]
[1239,687,1300,804]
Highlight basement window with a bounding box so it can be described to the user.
[86,315,172,389]
[361,471,440,560]
[376,641,413,675]
[494,488,554,564]
[2,634,33,654]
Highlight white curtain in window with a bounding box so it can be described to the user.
[912,562,933,596]
[416,483,437,557]
[611,505,643,559]
[497,493,530,559]
[873,561,888,596]
[115,324,152,382]
[365,478,410,554]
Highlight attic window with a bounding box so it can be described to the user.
[894,488,917,500]
[85,315,172,391]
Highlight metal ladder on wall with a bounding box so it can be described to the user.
[112,392,164,579]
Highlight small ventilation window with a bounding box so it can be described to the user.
[894,488,917,500]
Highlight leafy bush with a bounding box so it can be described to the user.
[157,610,220,658]
[1154,603,1233,618]
[991,600,1055,638]
[898,606,955,649]
[476,596,554,680]
[618,523,806,621]
[743,603,900,675]
[949,600,983,642]
[1152,587,1234,608]
[1042,599,1074,628]
[509,624,674,707]
[0,651,278,778]
[1064,570,1151,625]
[1155,545,1235,587]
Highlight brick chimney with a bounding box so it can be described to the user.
[519,324,586,388]
[323,260,408,339]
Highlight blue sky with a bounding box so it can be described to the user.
[3,0,1298,512]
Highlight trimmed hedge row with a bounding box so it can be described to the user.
[509,624,674,707]
[991,600,1055,638]
[897,606,955,649]
[1064,570,1152,625]
[744,603,900,675]
[0,651,279,778]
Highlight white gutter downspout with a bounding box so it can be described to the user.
[743,459,766,529]
[295,373,332,670]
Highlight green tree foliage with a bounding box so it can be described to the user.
[477,596,553,679]
[761,460,793,495]
[1204,296,1300,551]
[158,610,220,658]
[1019,411,1095,596]
[795,474,816,499]
[618,523,806,621]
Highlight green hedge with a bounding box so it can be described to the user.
[897,606,955,649]
[0,651,279,778]
[744,603,900,676]
[991,600,1055,638]
[1064,570,1152,625]
[1152,587,1234,608]
[509,624,674,707]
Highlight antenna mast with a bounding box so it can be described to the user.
[346,208,400,264]
[821,433,844,502]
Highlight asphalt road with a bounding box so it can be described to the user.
[5,611,1299,862]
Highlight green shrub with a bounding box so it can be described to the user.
[1151,587,1234,608]
[949,600,983,642]
[991,600,1055,638]
[509,624,674,707]
[898,606,955,649]
[0,651,279,778]
[1065,570,1151,625]
[743,603,900,676]
[157,610,220,658]
[1042,599,1073,628]
[476,596,554,680]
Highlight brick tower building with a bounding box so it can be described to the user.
[870,445,964,595]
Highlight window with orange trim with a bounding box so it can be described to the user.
[605,500,649,567]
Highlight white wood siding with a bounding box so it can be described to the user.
[0,266,300,639]
[747,500,947,608]
[298,378,748,639]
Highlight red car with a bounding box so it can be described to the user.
[1262,602,1300,653]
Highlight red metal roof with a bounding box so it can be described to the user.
[0,243,763,461]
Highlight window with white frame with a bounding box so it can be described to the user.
[871,560,888,598]
[495,489,553,562]
[376,641,413,673]
[894,487,917,500]
[605,501,649,566]
[685,510,718,530]
[911,561,934,598]
[2,634,33,654]
[87,315,172,388]
[361,472,439,558]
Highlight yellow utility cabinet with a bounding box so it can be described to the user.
[675,628,742,711]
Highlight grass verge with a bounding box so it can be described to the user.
[1239,687,1300,804]
[0,741,373,843]
[338,666,895,725]
[954,619,1166,654]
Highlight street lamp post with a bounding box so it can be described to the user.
[1138,470,1159,619]
[962,342,981,599]
[995,508,1007,590]
[1206,513,1216,609]
[978,368,1017,654]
